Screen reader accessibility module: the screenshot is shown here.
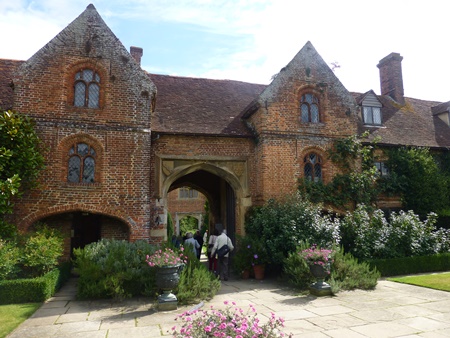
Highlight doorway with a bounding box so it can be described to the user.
[71,212,101,252]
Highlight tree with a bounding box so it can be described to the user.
[0,110,45,216]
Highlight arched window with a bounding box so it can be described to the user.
[74,69,100,108]
[300,93,320,123]
[68,143,96,183]
[304,153,322,182]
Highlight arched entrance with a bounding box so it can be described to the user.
[34,211,130,260]
[153,158,251,246]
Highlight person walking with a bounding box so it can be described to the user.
[194,230,204,259]
[211,229,234,281]
[184,232,200,257]
[207,229,219,274]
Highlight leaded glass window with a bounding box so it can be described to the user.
[363,106,382,125]
[68,143,96,183]
[304,153,322,182]
[74,69,100,108]
[300,94,320,123]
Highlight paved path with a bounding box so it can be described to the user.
[7,275,450,337]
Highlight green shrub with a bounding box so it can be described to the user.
[341,205,450,260]
[283,243,315,290]
[176,248,220,304]
[74,239,157,300]
[245,193,340,266]
[329,248,380,293]
[368,253,450,277]
[0,239,20,280]
[0,263,71,304]
[21,226,64,277]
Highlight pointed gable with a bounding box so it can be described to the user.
[12,4,155,125]
[243,41,359,138]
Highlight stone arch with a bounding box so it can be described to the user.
[161,162,246,200]
[153,159,251,242]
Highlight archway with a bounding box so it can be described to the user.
[156,159,248,247]
[35,211,130,260]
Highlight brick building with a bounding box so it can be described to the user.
[1,5,450,258]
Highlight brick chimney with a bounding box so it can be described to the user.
[130,46,143,65]
[377,52,405,105]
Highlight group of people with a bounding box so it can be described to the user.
[171,228,234,281]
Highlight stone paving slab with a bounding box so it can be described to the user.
[6,277,450,338]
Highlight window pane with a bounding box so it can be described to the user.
[94,73,100,83]
[304,163,313,180]
[68,156,81,182]
[314,163,322,182]
[82,157,95,183]
[373,107,381,125]
[363,107,373,124]
[83,69,93,82]
[75,72,82,80]
[77,143,89,156]
[88,84,100,108]
[311,104,319,123]
[74,82,86,107]
[301,104,309,122]
[305,94,313,104]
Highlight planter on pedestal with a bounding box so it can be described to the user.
[155,264,183,310]
[309,264,331,296]
[253,264,265,280]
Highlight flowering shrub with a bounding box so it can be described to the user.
[171,301,292,337]
[146,247,188,267]
[300,245,334,274]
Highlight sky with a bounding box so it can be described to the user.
[1,0,449,102]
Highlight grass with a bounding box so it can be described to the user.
[0,303,41,338]
[388,272,450,292]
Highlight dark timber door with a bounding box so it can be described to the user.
[226,183,236,246]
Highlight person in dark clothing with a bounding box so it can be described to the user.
[194,230,204,259]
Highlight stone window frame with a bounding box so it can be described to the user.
[58,134,104,186]
[74,69,101,108]
[66,61,107,111]
[178,187,199,199]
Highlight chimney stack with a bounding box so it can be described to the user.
[377,52,405,105]
[130,46,143,65]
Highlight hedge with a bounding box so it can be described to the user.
[367,253,450,277]
[0,262,71,304]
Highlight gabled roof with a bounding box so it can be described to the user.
[355,90,382,106]
[0,59,23,110]
[149,74,266,136]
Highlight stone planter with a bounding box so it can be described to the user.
[155,264,183,310]
[309,264,331,296]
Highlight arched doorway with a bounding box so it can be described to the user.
[155,157,248,247]
[35,212,130,260]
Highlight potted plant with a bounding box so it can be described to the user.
[247,235,269,280]
[146,246,188,310]
[232,235,254,279]
[300,245,334,296]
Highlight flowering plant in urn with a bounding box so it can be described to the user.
[300,245,334,274]
[146,246,188,267]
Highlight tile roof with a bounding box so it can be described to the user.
[148,73,266,137]
[0,59,23,110]
[356,93,450,148]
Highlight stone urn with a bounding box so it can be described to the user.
[309,264,331,296]
[155,264,183,310]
